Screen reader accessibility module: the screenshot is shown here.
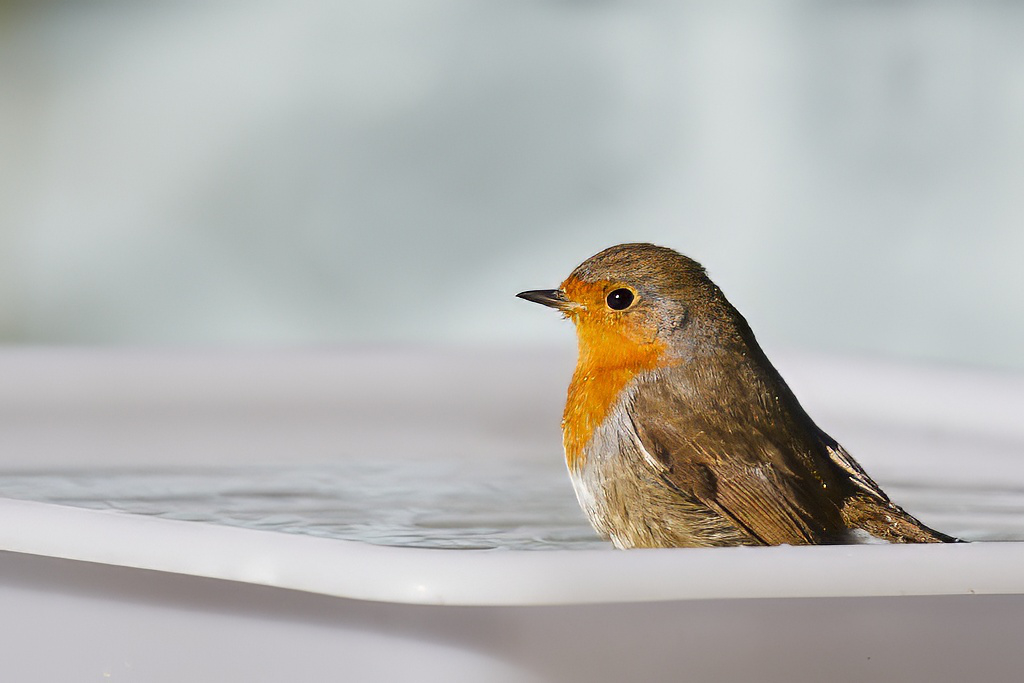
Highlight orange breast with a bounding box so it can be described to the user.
[562,320,666,471]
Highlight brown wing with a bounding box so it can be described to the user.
[628,372,847,546]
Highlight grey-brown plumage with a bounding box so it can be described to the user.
[519,242,960,548]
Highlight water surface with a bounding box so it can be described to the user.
[0,459,1019,549]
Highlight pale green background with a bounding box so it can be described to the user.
[2,1,1022,368]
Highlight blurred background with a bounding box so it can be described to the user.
[1,0,1023,368]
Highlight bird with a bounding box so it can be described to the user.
[517,243,959,548]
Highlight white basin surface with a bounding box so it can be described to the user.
[0,497,1022,606]
[0,348,1023,682]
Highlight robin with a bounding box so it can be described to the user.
[518,243,959,548]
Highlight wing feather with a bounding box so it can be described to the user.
[628,370,845,546]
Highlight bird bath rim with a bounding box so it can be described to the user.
[0,496,1020,607]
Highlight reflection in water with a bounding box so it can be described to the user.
[0,459,1018,549]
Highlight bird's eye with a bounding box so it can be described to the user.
[606,288,635,310]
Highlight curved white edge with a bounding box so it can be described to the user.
[1,498,1021,606]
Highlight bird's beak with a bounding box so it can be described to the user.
[516,289,575,312]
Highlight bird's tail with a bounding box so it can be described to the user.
[822,438,964,543]
[841,495,964,543]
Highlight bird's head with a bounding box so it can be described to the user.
[518,243,731,369]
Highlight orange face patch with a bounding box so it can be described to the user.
[560,278,667,470]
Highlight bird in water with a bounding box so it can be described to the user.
[518,243,960,548]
